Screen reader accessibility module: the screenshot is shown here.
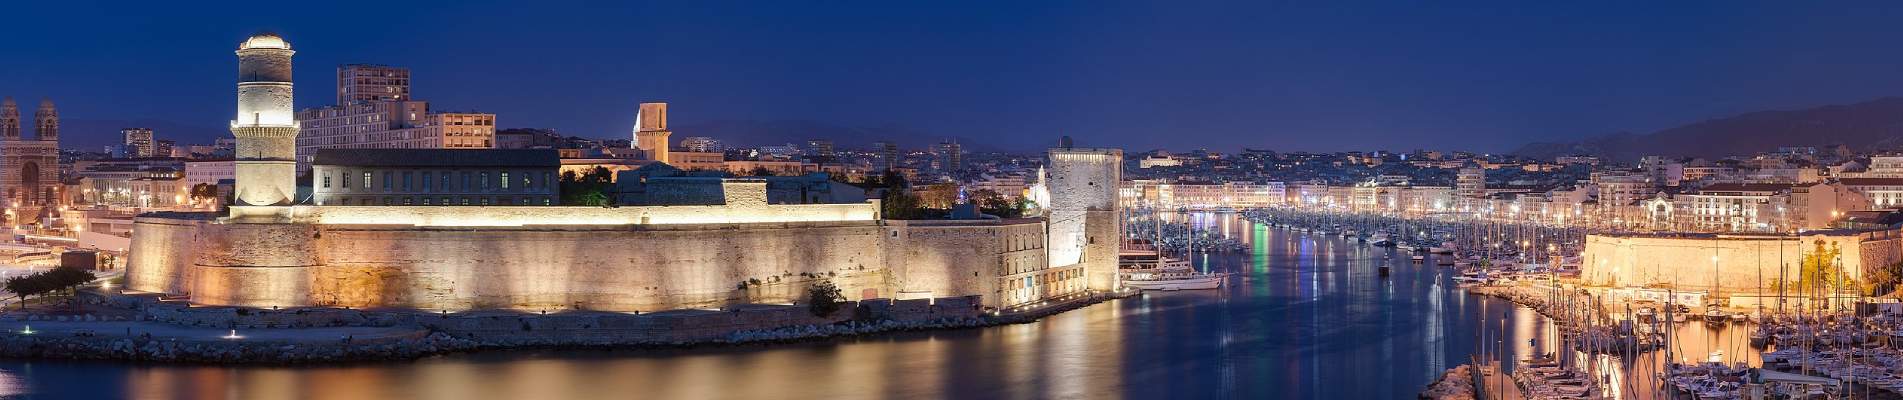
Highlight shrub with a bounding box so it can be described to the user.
[806,280,845,317]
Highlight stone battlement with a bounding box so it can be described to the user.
[225,201,878,227]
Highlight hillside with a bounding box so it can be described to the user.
[1514,97,1903,162]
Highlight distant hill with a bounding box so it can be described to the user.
[670,119,1015,153]
[57,119,227,151]
[1513,97,1903,163]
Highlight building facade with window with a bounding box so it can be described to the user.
[311,149,560,206]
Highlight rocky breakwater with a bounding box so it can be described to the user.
[0,330,479,364]
[1418,364,1477,400]
[0,290,1133,364]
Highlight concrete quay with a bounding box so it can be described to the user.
[0,289,1134,364]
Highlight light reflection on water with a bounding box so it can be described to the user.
[0,212,1767,399]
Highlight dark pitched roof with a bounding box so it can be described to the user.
[312,149,559,168]
[1696,183,1791,193]
[1840,177,1903,186]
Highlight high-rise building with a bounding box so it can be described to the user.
[1456,164,1485,199]
[633,102,671,164]
[873,141,900,172]
[933,140,962,171]
[806,139,834,157]
[122,128,155,157]
[231,33,301,207]
[337,64,410,104]
[155,139,176,158]
[297,63,495,164]
[680,136,723,153]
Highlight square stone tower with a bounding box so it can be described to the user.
[1046,145,1123,291]
[634,102,671,164]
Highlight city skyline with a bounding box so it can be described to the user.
[14,5,1903,399]
[9,2,1903,153]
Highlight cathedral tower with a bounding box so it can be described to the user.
[33,99,56,141]
[230,33,299,208]
[0,98,17,139]
[0,98,58,210]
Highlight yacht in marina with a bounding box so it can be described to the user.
[1119,248,1225,291]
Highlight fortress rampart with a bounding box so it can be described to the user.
[126,203,1069,312]
[1580,230,1903,296]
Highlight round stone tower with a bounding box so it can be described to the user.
[231,33,299,207]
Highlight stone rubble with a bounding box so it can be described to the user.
[1418,364,1477,400]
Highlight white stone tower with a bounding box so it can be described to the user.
[634,102,671,164]
[230,33,299,208]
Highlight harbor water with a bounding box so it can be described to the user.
[0,212,1758,399]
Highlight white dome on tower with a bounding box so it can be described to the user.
[239,33,291,50]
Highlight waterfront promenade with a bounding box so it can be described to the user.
[1474,361,1526,400]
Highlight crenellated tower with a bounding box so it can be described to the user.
[230,33,300,208]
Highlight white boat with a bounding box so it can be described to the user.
[1635,307,1657,321]
[1124,271,1225,291]
[1370,233,1394,246]
[1119,223,1223,291]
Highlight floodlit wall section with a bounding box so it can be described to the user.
[126,214,1058,310]
[1580,231,1903,297]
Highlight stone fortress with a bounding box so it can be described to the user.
[124,33,1127,313]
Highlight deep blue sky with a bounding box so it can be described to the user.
[4,1,1903,153]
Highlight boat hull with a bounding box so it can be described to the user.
[1125,275,1225,291]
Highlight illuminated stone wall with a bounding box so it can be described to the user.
[126,211,1051,311]
[1045,148,1123,291]
[124,213,217,295]
[1580,231,1903,298]
[883,220,1073,308]
[313,221,888,311]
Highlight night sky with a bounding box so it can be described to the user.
[5,1,1903,153]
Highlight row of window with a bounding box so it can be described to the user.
[1003,268,1085,306]
[319,169,553,193]
[328,196,551,206]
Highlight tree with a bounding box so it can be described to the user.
[1868,259,1903,297]
[0,266,94,309]
[806,279,845,317]
[881,189,926,220]
[749,166,775,177]
[972,189,1025,218]
[189,183,220,204]
[44,266,97,295]
[3,275,39,309]
[559,166,615,206]
[1794,240,1854,300]
[914,183,959,209]
[878,170,909,190]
